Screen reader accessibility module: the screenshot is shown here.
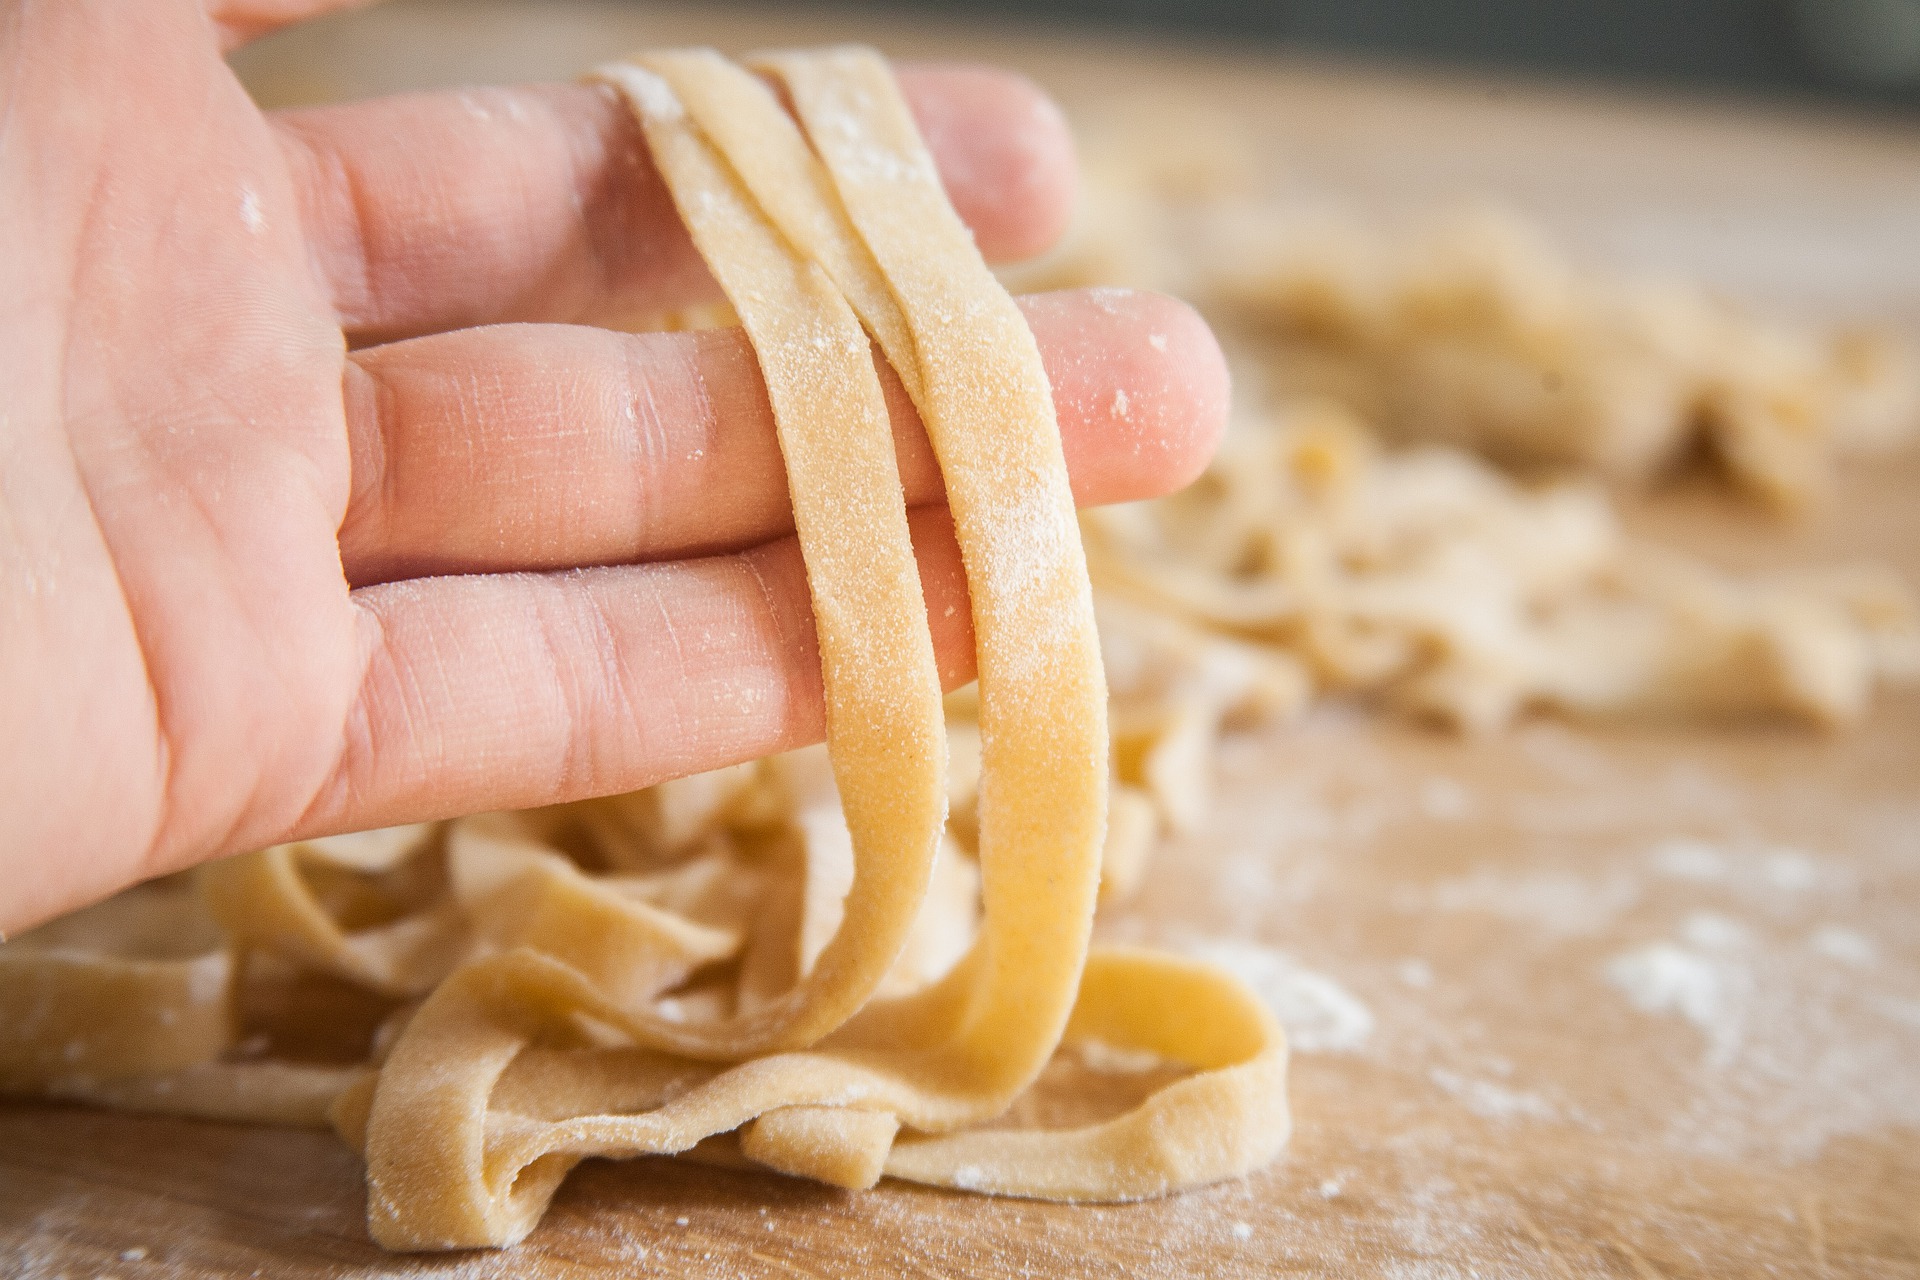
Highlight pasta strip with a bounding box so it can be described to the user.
[566,61,948,1061]
[748,42,1110,1094]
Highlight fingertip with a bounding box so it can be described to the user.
[1129,291,1232,491]
[898,63,1078,264]
[1023,288,1230,506]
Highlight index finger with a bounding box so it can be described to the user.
[272,63,1077,345]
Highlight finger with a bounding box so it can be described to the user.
[207,0,377,51]
[296,506,974,838]
[273,64,1076,345]
[339,289,1226,586]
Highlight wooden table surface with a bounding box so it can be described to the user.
[6,3,1919,1276]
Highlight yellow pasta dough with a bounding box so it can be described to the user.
[0,47,1289,1251]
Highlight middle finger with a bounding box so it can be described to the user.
[338,288,1227,587]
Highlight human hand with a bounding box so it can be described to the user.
[0,0,1229,934]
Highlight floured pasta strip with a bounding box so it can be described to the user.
[1088,399,1920,735]
[0,48,1289,1251]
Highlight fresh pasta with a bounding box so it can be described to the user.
[1088,399,1919,736]
[1208,208,1920,513]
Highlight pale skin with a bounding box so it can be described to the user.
[0,0,1230,935]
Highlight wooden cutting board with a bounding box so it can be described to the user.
[6,3,1918,1275]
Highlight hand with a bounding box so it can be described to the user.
[0,0,1229,934]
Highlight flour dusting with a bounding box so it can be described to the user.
[1180,938,1374,1053]
[1428,1067,1558,1123]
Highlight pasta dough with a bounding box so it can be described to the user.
[0,47,1289,1251]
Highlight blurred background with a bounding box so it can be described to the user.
[863,0,1920,104]
[245,0,1920,106]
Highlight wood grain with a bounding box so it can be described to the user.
[6,4,1919,1276]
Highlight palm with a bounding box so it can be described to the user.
[5,2,358,927]
[1,0,1227,933]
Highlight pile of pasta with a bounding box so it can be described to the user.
[0,49,1289,1250]
[1209,210,1920,513]
[1089,399,1919,741]
[1015,102,1919,763]
[1018,123,1920,514]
